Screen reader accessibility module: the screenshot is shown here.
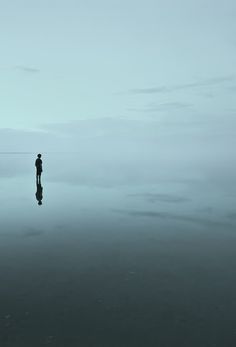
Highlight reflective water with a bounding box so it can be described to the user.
[1,154,236,346]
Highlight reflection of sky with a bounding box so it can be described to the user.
[1,155,235,240]
[1,155,236,346]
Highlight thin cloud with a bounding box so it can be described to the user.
[128,102,192,112]
[15,65,40,73]
[128,76,235,95]
[228,86,236,92]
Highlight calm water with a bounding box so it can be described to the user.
[1,154,236,346]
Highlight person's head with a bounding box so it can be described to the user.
[37,153,42,158]
[38,201,42,206]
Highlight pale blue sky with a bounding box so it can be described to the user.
[0,0,236,194]
[0,0,235,130]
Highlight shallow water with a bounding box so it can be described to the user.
[1,154,236,346]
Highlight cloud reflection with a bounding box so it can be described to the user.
[127,193,190,204]
[113,209,233,228]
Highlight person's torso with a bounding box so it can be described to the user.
[35,158,42,168]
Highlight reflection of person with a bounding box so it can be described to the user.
[35,154,43,183]
[36,183,43,205]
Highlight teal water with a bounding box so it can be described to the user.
[0,154,236,346]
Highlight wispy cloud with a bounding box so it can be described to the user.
[228,86,236,92]
[128,76,235,95]
[15,65,40,73]
[128,102,192,113]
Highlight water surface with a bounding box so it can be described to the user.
[0,154,236,347]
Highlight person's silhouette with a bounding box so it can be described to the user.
[35,153,43,183]
[36,182,43,205]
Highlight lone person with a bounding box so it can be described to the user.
[35,153,43,183]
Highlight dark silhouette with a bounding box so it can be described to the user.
[36,182,43,205]
[35,153,43,183]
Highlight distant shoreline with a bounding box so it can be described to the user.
[0,152,34,154]
[0,152,81,154]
